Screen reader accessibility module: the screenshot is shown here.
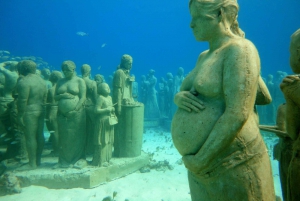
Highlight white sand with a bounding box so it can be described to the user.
[1,129,282,201]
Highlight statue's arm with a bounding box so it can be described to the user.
[193,42,259,168]
[16,79,29,117]
[255,76,272,105]
[75,78,86,110]
[95,96,109,115]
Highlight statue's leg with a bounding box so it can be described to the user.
[36,110,45,166]
[287,151,300,201]
[23,111,38,168]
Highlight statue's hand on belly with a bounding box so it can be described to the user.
[182,154,208,175]
[174,91,205,113]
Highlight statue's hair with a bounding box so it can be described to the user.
[189,0,244,37]
[120,54,133,69]
[94,74,104,82]
[49,71,63,83]
[61,60,76,71]
[291,29,300,48]
[81,64,91,74]
[97,82,110,95]
[18,60,37,75]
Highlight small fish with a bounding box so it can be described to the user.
[76,31,88,36]
[3,51,10,54]
[8,127,11,130]
[45,119,49,121]
[98,66,101,70]
[49,131,55,133]
[101,43,106,48]
[0,133,7,138]
[11,141,18,145]
[4,138,12,142]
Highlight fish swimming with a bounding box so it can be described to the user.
[101,43,106,48]
[76,31,88,36]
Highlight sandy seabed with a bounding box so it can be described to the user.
[1,129,282,201]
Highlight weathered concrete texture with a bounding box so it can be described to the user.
[12,153,149,189]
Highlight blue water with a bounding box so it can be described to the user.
[1,0,300,79]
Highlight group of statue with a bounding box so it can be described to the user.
[1,0,300,200]
[139,67,185,119]
[0,54,139,170]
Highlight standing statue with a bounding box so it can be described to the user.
[173,67,185,95]
[132,74,139,101]
[81,64,97,156]
[112,54,144,157]
[113,54,134,156]
[171,1,275,200]
[41,68,53,89]
[54,60,86,167]
[0,61,22,160]
[166,72,174,119]
[92,83,116,166]
[280,29,300,201]
[158,77,167,117]
[140,75,148,104]
[46,71,63,156]
[144,69,160,119]
[16,60,47,169]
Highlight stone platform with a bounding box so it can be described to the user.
[6,153,149,189]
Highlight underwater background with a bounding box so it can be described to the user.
[1,0,300,79]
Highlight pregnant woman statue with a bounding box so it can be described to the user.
[54,60,86,167]
[171,0,275,200]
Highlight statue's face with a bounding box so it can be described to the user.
[290,38,300,74]
[189,2,218,42]
[123,60,132,70]
[62,66,74,79]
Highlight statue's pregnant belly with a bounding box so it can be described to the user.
[171,105,223,156]
[58,96,79,115]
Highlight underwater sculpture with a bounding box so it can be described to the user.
[144,69,160,119]
[166,72,174,119]
[81,64,97,156]
[0,61,22,160]
[140,75,148,104]
[17,60,47,169]
[41,68,52,89]
[171,0,275,200]
[261,103,291,201]
[46,71,63,156]
[158,77,167,117]
[112,54,144,157]
[54,60,86,167]
[92,83,115,166]
[280,29,300,201]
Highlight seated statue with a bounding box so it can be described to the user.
[54,60,86,167]
[171,1,275,200]
[92,83,115,166]
[16,60,47,169]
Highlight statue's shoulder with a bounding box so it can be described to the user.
[225,38,258,54]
